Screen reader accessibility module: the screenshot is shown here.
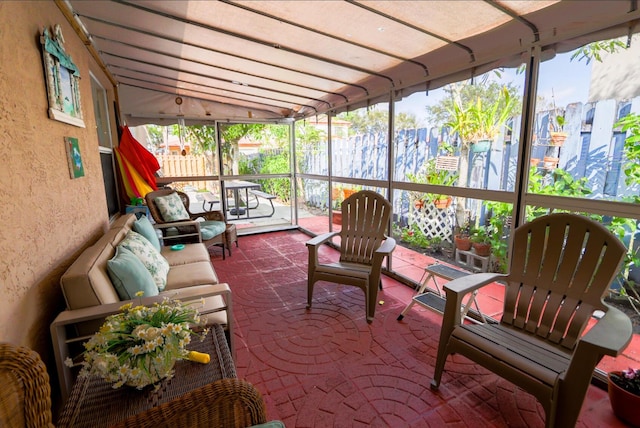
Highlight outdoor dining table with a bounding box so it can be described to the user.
[224,180,261,219]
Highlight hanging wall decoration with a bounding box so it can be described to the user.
[65,137,85,179]
[40,24,85,128]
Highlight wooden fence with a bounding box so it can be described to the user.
[156,155,209,190]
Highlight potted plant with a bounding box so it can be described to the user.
[454,221,472,251]
[69,294,209,390]
[550,114,567,146]
[447,87,515,152]
[408,157,458,210]
[608,368,640,426]
[433,194,453,209]
[470,226,492,257]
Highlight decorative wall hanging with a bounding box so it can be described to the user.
[40,25,85,128]
[65,137,85,179]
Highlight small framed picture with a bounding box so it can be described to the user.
[65,137,84,179]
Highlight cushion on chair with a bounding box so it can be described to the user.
[107,246,159,300]
[119,231,170,291]
[199,220,226,241]
[133,215,161,251]
[154,192,190,222]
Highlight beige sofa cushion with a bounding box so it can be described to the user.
[161,244,211,265]
[165,261,220,290]
[61,214,219,312]
[61,229,125,309]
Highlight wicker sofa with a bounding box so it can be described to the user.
[51,213,233,400]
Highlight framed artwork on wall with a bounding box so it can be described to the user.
[65,137,85,179]
[40,25,85,128]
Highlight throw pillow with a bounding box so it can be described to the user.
[154,192,189,222]
[133,215,161,251]
[119,230,170,291]
[107,246,159,300]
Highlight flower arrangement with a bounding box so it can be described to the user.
[610,368,640,396]
[67,293,208,390]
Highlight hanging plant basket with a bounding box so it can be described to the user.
[471,139,492,153]
[550,132,567,146]
[608,372,640,427]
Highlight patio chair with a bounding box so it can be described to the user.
[306,190,396,323]
[0,343,54,428]
[431,213,632,428]
[146,188,231,259]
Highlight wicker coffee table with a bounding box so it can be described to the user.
[57,324,236,428]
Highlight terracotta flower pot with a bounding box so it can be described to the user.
[472,242,492,257]
[543,156,559,170]
[550,132,567,146]
[433,196,452,209]
[454,235,472,251]
[608,372,640,427]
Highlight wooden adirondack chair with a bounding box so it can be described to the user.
[306,190,396,323]
[431,213,633,428]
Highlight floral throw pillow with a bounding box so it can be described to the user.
[154,192,189,222]
[119,231,170,291]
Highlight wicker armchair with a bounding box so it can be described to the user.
[146,188,235,258]
[0,343,54,428]
[110,378,268,428]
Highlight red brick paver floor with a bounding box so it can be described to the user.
[211,230,626,427]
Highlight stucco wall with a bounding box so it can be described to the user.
[0,0,116,371]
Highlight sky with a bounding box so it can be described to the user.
[394,50,592,123]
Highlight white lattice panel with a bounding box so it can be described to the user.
[409,199,454,243]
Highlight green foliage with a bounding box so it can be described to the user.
[295,120,326,146]
[408,158,459,186]
[182,125,217,154]
[479,200,512,273]
[570,38,627,64]
[400,223,442,252]
[470,226,490,244]
[426,81,521,136]
[258,152,290,203]
[407,157,458,204]
[338,109,420,135]
[401,223,431,248]
[219,123,266,159]
[445,86,516,144]
[533,168,592,198]
[615,113,640,196]
[145,125,164,150]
